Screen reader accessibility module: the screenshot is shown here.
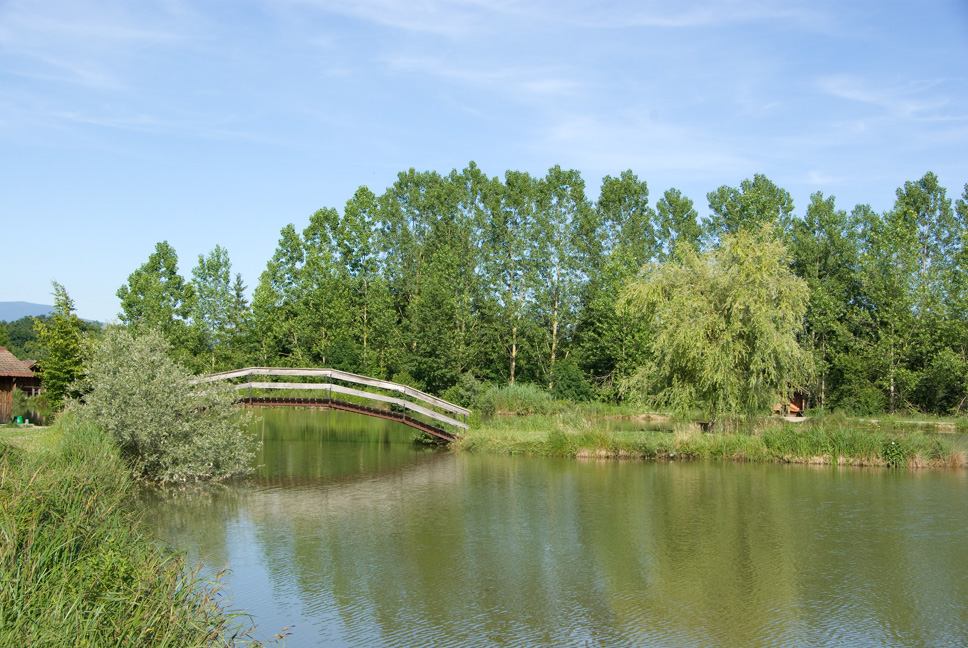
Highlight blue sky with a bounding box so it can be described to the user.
[3,0,967,321]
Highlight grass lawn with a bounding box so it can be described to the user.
[0,423,59,454]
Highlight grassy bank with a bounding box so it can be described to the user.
[0,415,268,647]
[456,410,968,468]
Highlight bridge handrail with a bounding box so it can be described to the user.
[234,382,469,430]
[197,367,470,421]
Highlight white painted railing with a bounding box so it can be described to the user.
[197,367,470,431]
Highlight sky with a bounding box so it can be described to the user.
[2,0,967,321]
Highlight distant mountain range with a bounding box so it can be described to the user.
[0,301,55,322]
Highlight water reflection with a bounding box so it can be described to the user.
[141,409,968,647]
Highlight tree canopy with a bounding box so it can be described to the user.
[619,227,811,418]
[103,165,968,417]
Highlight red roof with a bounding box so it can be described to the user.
[0,347,35,378]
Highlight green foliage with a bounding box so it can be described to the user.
[109,165,968,418]
[76,327,257,483]
[621,226,812,417]
[0,413,264,646]
[191,245,238,372]
[704,174,795,245]
[481,383,559,415]
[551,357,595,402]
[655,187,701,261]
[33,282,86,411]
[441,372,486,410]
[881,438,907,467]
[117,241,197,364]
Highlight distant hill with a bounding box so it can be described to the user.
[0,302,55,322]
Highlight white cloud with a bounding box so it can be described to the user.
[817,75,951,119]
[386,56,583,102]
[537,110,753,177]
[0,1,191,86]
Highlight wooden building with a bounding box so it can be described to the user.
[19,360,42,396]
[0,347,37,423]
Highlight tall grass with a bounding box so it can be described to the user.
[0,413,268,647]
[461,410,968,468]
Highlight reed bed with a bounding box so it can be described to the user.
[458,412,968,468]
[0,416,268,647]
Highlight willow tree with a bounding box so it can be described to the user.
[620,226,811,420]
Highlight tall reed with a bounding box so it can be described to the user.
[0,414,267,647]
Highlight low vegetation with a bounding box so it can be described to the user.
[457,401,968,468]
[75,327,257,483]
[0,414,269,647]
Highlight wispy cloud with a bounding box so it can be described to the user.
[0,0,196,88]
[817,75,952,119]
[386,56,583,102]
[281,0,832,36]
[537,109,753,178]
[277,0,518,37]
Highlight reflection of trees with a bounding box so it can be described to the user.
[134,482,250,569]
[143,415,968,647]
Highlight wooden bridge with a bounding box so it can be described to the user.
[197,368,470,442]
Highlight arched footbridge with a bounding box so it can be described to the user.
[197,368,470,442]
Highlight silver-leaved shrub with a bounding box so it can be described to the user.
[75,327,257,482]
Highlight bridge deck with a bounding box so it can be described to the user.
[239,396,457,442]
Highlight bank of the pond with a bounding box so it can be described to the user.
[0,416,271,647]
[456,413,968,468]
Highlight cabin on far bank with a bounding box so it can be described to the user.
[0,346,39,423]
[773,389,807,417]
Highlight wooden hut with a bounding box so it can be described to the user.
[19,360,43,396]
[0,347,36,423]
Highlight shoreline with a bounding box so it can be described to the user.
[454,412,968,469]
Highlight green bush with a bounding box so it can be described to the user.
[75,327,258,483]
[482,383,559,415]
[882,437,906,467]
[441,372,486,410]
[551,358,595,402]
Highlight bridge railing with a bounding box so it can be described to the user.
[197,367,470,432]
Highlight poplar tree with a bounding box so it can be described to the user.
[252,225,306,364]
[191,245,234,371]
[573,171,655,399]
[790,192,858,410]
[705,174,795,245]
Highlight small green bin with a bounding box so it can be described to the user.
[15,416,24,424]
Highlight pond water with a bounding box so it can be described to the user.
[141,408,968,647]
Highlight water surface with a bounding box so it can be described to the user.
[142,408,968,647]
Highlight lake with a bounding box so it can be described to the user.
[141,408,968,647]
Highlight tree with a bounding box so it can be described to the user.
[655,188,701,261]
[789,192,859,410]
[858,173,962,414]
[117,241,195,355]
[34,282,85,411]
[252,225,307,364]
[620,226,811,419]
[76,327,256,482]
[191,245,235,371]
[299,207,355,368]
[573,171,655,399]
[483,170,539,384]
[705,174,794,246]
[336,187,396,377]
[530,166,595,387]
